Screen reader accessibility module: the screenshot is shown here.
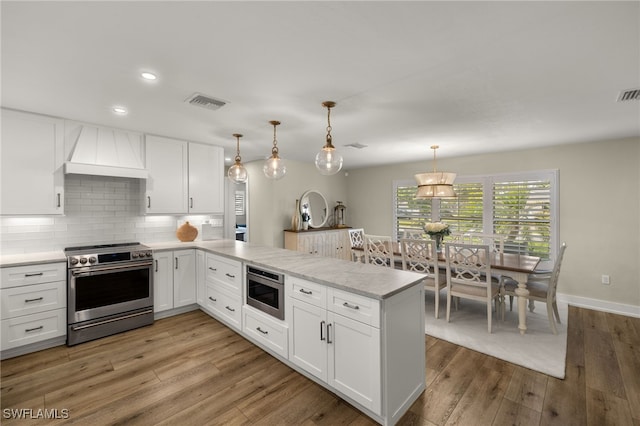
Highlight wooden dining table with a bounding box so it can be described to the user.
[355,242,541,335]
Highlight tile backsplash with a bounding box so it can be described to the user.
[0,175,223,255]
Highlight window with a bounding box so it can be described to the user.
[235,190,245,216]
[393,170,558,261]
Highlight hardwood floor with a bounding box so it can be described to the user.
[1,306,638,425]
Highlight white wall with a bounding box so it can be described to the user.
[345,137,640,311]
[245,159,348,248]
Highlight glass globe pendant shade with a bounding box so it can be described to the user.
[315,145,343,176]
[228,133,248,184]
[228,162,248,184]
[263,154,286,180]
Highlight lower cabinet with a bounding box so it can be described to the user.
[200,252,243,331]
[288,276,381,415]
[284,228,350,260]
[153,249,196,313]
[1,262,67,356]
[243,306,288,359]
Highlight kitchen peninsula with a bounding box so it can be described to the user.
[1,240,426,426]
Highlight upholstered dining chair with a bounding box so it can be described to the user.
[401,238,446,318]
[348,228,365,262]
[363,234,393,268]
[503,242,567,335]
[445,242,503,333]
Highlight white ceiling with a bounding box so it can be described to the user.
[2,1,639,170]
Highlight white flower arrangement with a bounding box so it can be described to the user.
[423,222,451,236]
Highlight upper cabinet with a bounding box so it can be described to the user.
[144,135,224,214]
[1,109,65,215]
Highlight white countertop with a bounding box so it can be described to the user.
[1,240,425,300]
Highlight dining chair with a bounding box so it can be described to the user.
[503,242,567,335]
[445,242,503,333]
[402,230,424,239]
[348,228,365,262]
[401,238,446,318]
[363,234,393,268]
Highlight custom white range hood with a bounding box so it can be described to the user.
[64,125,148,179]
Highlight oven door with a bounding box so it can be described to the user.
[68,261,153,323]
[246,272,284,320]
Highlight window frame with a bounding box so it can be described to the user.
[392,169,560,262]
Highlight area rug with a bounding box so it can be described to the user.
[425,292,568,379]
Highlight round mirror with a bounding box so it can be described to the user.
[299,189,329,228]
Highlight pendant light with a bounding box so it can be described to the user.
[228,133,248,184]
[315,101,343,175]
[263,120,286,180]
[414,145,457,198]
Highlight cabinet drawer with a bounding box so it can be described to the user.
[1,263,66,289]
[205,254,242,293]
[1,280,66,319]
[204,283,241,330]
[328,288,380,328]
[1,309,66,350]
[243,307,288,359]
[289,276,326,308]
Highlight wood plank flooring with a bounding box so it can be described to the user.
[1,306,638,425]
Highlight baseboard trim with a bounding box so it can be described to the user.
[557,293,640,318]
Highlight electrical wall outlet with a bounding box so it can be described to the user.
[601,275,610,285]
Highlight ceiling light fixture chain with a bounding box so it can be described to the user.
[263,120,286,180]
[271,120,280,156]
[228,133,248,184]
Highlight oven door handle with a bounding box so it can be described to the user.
[71,261,153,277]
[70,309,153,331]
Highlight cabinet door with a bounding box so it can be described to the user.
[299,233,322,256]
[289,298,328,382]
[173,249,196,307]
[327,312,381,415]
[153,252,173,312]
[188,143,224,214]
[145,135,188,214]
[1,109,64,215]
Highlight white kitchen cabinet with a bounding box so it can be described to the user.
[284,229,350,260]
[196,250,206,306]
[144,135,189,214]
[153,249,196,313]
[144,135,223,214]
[287,276,381,415]
[1,262,67,357]
[200,252,243,331]
[1,108,64,215]
[243,306,288,359]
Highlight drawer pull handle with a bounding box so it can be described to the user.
[25,326,44,333]
[25,297,44,303]
[256,327,268,335]
[24,272,44,277]
[225,306,235,312]
[343,302,360,310]
[208,297,217,302]
[225,273,235,279]
[299,288,313,295]
[209,267,217,271]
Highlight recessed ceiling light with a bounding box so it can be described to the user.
[112,106,128,115]
[141,72,157,81]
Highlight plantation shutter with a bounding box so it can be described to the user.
[439,182,484,233]
[493,179,552,259]
[394,183,431,239]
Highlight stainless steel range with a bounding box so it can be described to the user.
[65,242,154,346]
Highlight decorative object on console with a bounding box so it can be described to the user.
[315,101,343,175]
[291,199,301,231]
[414,145,456,198]
[301,208,310,230]
[263,120,286,180]
[423,222,451,252]
[334,201,347,228]
[228,133,248,184]
[177,221,198,242]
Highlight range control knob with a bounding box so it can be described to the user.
[132,253,139,259]
[79,258,88,265]
[88,257,97,264]
[70,258,79,265]
[146,251,153,257]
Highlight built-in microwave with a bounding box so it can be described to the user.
[246,265,284,320]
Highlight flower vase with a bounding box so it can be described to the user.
[291,199,301,231]
[434,234,443,252]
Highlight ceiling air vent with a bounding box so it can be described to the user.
[345,142,368,149]
[617,88,640,102]
[185,93,227,110]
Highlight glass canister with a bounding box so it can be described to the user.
[334,201,346,228]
